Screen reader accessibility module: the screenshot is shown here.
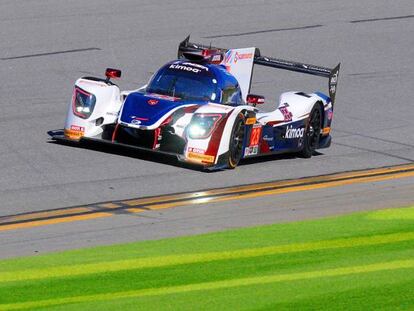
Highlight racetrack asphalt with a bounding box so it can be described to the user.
[0,0,413,257]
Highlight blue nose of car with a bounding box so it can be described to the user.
[120,92,186,127]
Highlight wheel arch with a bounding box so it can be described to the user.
[315,100,325,130]
[216,105,255,160]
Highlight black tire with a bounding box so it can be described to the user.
[101,124,115,141]
[227,114,245,169]
[299,104,322,158]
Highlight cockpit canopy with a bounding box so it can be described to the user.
[146,61,242,106]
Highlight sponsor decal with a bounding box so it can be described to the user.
[106,111,119,116]
[322,127,331,135]
[224,50,233,63]
[249,125,262,147]
[279,107,293,122]
[169,64,201,73]
[327,110,333,120]
[234,52,253,63]
[130,116,148,125]
[263,135,273,142]
[211,54,223,63]
[147,99,159,106]
[244,145,259,156]
[245,117,256,125]
[147,93,180,101]
[130,116,141,125]
[182,62,209,71]
[285,125,305,139]
[64,125,85,140]
[187,152,215,164]
[187,147,206,154]
[330,71,338,94]
[223,50,233,72]
[153,127,162,149]
[70,125,84,132]
[331,71,338,84]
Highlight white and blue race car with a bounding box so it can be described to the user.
[51,36,340,170]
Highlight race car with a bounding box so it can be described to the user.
[50,36,340,170]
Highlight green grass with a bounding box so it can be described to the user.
[0,206,413,310]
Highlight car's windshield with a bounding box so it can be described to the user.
[147,65,220,102]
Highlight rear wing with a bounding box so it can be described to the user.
[255,55,340,106]
[178,36,340,105]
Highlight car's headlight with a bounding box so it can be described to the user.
[187,113,224,139]
[72,86,96,119]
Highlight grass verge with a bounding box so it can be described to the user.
[0,206,413,310]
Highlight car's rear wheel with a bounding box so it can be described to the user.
[299,104,322,158]
[227,114,245,169]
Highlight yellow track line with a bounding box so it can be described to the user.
[144,170,414,211]
[121,163,414,206]
[0,207,90,225]
[0,213,112,232]
[1,164,414,231]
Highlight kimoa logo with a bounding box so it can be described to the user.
[285,125,304,139]
[169,64,200,73]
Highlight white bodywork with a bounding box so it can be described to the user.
[64,78,122,139]
[182,92,328,166]
[184,103,256,165]
[257,92,329,126]
[62,44,331,168]
[221,47,255,101]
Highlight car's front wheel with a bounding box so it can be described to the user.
[227,113,245,169]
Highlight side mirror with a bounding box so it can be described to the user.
[246,94,265,106]
[105,68,122,81]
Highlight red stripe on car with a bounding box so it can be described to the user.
[205,113,231,158]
